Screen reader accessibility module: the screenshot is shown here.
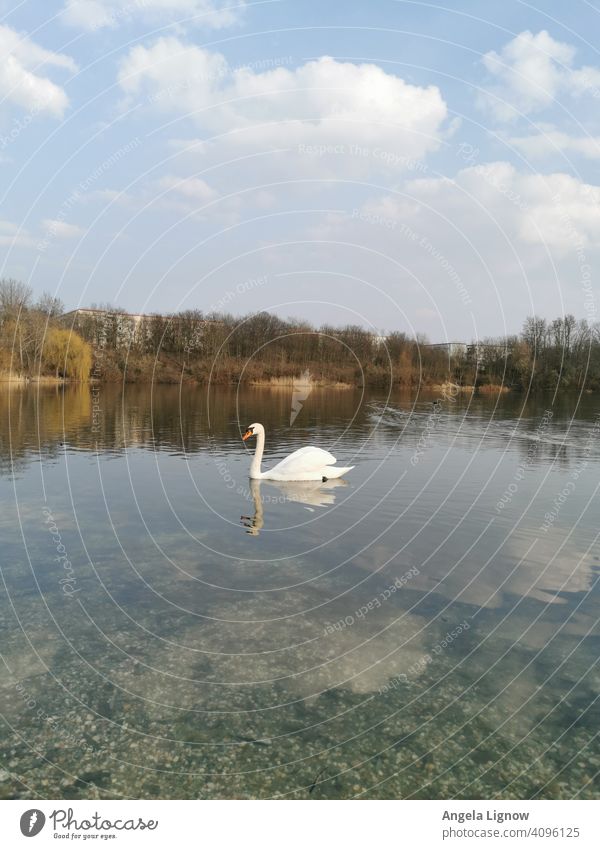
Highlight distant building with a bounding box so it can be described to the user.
[62,308,153,347]
[423,341,514,360]
[62,307,152,324]
[423,342,468,357]
[61,307,218,350]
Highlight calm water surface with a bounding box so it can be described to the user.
[1,384,599,799]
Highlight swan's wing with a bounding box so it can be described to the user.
[268,445,336,476]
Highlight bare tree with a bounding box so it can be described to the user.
[0,278,32,318]
[522,316,547,353]
[36,292,64,318]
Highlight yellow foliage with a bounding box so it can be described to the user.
[42,328,92,381]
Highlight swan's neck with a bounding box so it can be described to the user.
[249,429,265,479]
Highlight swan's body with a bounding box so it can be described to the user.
[242,423,354,481]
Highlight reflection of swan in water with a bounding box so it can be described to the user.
[240,478,347,535]
[240,479,265,536]
[242,422,354,480]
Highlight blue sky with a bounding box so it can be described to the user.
[1,0,599,341]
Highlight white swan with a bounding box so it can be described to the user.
[242,423,354,481]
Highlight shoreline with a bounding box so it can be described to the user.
[0,375,68,385]
[0,376,516,393]
[250,377,353,389]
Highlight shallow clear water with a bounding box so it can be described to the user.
[1,384,599,799]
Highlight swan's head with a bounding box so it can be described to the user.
[242,422,264,441]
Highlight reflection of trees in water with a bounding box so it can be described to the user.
[0,384,368,470]
[514,438,571,470]
[372,392,599,472]
[512,397,600,469]
[97,384,368,454]
[2,384,599,475]
[0,385,91,475]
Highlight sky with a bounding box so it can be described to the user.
[1,0,599,342]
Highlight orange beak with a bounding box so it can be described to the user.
[242,429,253,441]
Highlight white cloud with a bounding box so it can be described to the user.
[41,219,85,239]
[118,40,448,168]
[83,188,133,205]
[507,127,600,160]
[61,0,244,31]
[406,162,600,251]
[0,219,17,234]
[0,220,37,247]
[307,162,600,337]
[85,188,121,202]
[159,174,217,202]
[516,171,600,249]
[481,29,600,121]
[0,25,77,118]
[118,36,227,106]
[0,235,36,247]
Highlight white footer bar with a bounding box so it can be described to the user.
[0,799,597,848]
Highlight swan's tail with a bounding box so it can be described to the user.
[323,465,354,480]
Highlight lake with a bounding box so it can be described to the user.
[1,383,599,799]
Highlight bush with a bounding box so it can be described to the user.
[42,328,92,380]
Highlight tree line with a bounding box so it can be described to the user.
[2,278,600,390]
